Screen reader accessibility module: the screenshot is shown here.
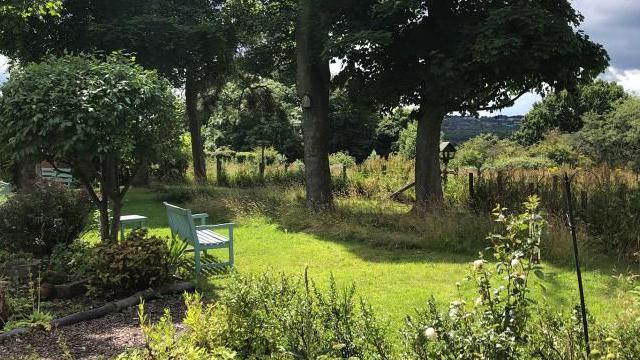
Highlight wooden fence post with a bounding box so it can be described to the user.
[496,171,504,197]
[469,172,474,199]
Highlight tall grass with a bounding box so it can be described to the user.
[182,155,639,262]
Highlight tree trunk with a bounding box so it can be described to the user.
[296,0,332,209]
[99,154,121,243]
[12,161,36,190]
[185,70,207,184]
[98,201,111,242]
[414,107,446,212]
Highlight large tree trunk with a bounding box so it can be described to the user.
[296,0,332,209]
[414,106,446,212]
[12,161,36,190]
[185,70,207,184]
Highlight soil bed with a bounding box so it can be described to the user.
[0,295,185,359]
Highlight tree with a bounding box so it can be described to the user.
[211,79,304,161]
[0,0,241,183]
[329,89,380,162]
[578,97,640,173]
[0,0,61,18]
[515,80,628,145]
[395,121,418,160]
[0,54,179,242]
[249,0,374,208]
[340,0,608,211]
[374,107,413,157]
[451,134,501,176]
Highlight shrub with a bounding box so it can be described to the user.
[0,183,92,256]
[48,241,93,278]
[401,196,546,359]
[152,134,191,183]
[127,272,392,359]
[87,229,171,297]
[329,151,356,167]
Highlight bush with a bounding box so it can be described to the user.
[152,134,191,183]
[48,241,93,278]
[0,183,92,256]
[87,229,171,297]
[402,196,547,359]
[124,272,392,359]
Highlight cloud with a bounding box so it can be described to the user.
[602,67,640,95]
[574,0,640,70]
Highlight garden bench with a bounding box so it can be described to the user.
[0,181,11,195]
[163,202,234,274]
[40,167,73,187]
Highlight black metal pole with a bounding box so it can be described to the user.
[563,173,590,354]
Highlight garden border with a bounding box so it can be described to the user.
[0,281,194,341]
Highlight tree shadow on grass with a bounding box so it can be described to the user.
[125,186,633,274]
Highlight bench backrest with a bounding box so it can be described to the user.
[0,181,11,195]
[164,202,197,245]
[41,167,73,186]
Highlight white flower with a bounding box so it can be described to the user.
[424,327,438,340]
[511,258,520,267]
[473,259,486,271]
[474,297,483,307]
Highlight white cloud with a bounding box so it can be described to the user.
[602,67,640,95]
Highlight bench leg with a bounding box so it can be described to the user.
[228,227,234,267]
[194,247,202,275]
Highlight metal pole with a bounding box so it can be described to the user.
[563,173,590,354]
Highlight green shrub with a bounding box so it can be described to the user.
[0,183,92,255]
[402,196,547,359]
[48,241,93,278]
[87,229,171,297]
[329,151,356,167]
[152,135,191,183]
[126,272,392,359]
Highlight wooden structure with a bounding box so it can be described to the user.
[164,202,234,274]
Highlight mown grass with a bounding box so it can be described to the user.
[116,186,637,330]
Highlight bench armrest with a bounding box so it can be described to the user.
[191,213,209,225]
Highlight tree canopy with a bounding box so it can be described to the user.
[0,0,242,183]
[515,80,628,145]
[338,0,609,210]
[0,53,179,242]
[578,97,640,173]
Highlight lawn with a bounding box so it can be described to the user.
[118,187,635,329]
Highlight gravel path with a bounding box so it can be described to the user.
[0,295,186,360]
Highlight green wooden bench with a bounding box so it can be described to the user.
[163,202,234,274]
[0,181,11,195]
[40,167,73,187]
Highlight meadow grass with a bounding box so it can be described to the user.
[110,186,638,333]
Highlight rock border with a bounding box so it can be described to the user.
[0,281,194,341]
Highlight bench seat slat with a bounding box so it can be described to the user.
[196,229,229,248]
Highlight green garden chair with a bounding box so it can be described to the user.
[163,202,234,274]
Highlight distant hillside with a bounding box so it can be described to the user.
[442,115,522,144]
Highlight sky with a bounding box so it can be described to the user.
[1,1,639,116]
[493,0,640,115]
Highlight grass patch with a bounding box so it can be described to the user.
[115,186,637,329]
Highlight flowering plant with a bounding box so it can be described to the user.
[402,196,547,359]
